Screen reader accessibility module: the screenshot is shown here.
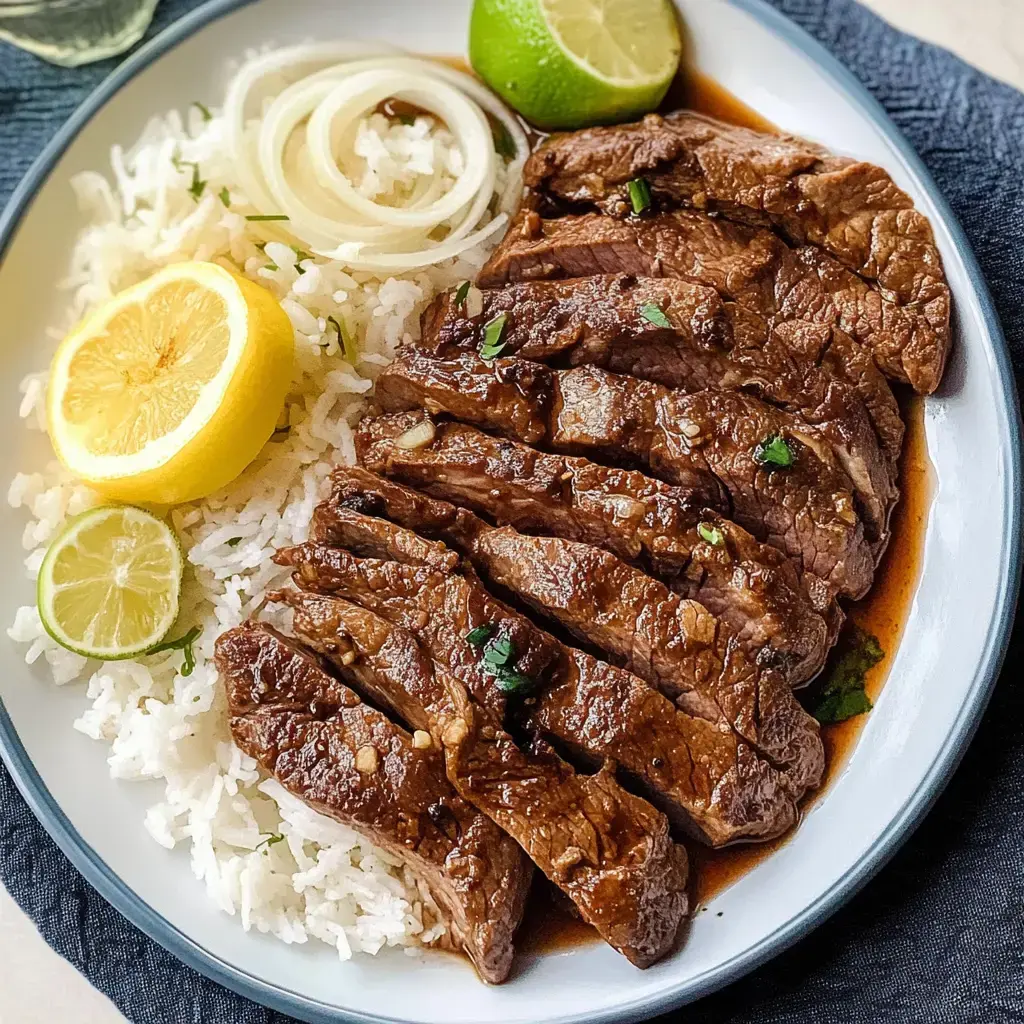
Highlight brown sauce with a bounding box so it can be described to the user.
[692,393,933,906]
[660,67,778,134]
[414,57,935,953]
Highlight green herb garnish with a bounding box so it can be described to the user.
[147,625,202,678]
[256,833,285,852]
[328,315,358,364]
[479,313,508,361]
[398,113,417,126]
[245,214,290,222]
[482,637,515,668]
[226,537,242,547]
[491,667,534,694]
[453,281,471,308]
[753,433,795,469]
[492,120,517,160]
[264,262,279,272]
[808,625,882,724]
[187,163,206,201]
[192,101,213,122]
[294,249,313,274]
[639,302,671,329]
[697,521,724,547]
[218,186,231,207]
[465,624,494,647]
[626,177,652,215]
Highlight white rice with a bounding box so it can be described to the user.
[6,100,499,959]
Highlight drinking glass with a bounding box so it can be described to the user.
[0,0,159,66]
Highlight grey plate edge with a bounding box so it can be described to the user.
[0,0,1019,1022]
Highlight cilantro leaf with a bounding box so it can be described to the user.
[479,313,508,361]
[639,302,671,329]
[753,433,795,469]
[808,625,882,724]
[697,521,724,547]
[454,281,471,308]
[465,624,494,647]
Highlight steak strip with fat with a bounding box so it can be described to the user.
[375,351,876,597]
[355,417,840,680]
[215,621,531,984]
[270,549,690,965]
[478,207,946,395]
[522,111,950,392]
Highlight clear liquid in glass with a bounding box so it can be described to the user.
[0,0,159,67]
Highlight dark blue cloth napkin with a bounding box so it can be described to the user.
[1,1,1022,1021]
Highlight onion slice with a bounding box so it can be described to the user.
[221,47,527,271]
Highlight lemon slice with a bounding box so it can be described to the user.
[47,261,294,506]
[37,505,183,660]
[469,0,681,130]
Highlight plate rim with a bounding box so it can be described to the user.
[0,0,1019,1021]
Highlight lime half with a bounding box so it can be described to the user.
[37,505,183,660]
[469,0,682,130]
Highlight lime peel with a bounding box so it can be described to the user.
[37,505,184,661]
[470,0,682,130]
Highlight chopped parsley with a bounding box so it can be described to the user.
[465,624,495,647]
[453,281,471,308]
[697,521,725,547]
[398,113,417,126]
[192,100,213,122]
[482,637,515,668]
[218,186,231,207]
[639,302,671,329]
[479,313,508,361]
[264,262,279,272]
[245,214,290,222]
[808,625,882,724]
[147,625,202,678]
[328,314,358,364]
[256,833,285,852]
[491,667,534,694]
[753,433,795,469]
[626,177,652,215]
[226,537,242,548]
[172,157,206,202]
[470,630,536,695]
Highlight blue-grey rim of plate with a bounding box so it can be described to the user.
[0,0,1020,1021]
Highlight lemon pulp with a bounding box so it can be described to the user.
[47,261,294,505]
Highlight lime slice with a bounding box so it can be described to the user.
[37,505,183,660]
[469,0,682,130]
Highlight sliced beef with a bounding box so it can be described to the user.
[375,352,876,597]
[277,578,798,848]
[478,207,945,394]
[421,273,900,524]
[309,473,824,795]
[523,111,950,393]
[214,621,531,983]
[355,417,840,679]
[269,550,689,965]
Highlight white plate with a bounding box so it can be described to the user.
[0,1,1019,1022]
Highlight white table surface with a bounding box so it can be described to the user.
[1,1,1021,1021]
